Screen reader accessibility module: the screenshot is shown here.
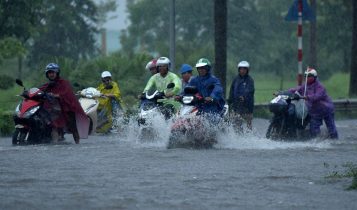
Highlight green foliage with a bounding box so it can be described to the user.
[0,0,42,41]
[29,0,99,66]
[0,0,120,72]
[121,0,352,83]
[0,37,27,63]
[0,110,14,136]
[68,52,153,109]
[96,0,117,28]
[0,74,14,90]
[324,73,350,99]
[325,162,357,190]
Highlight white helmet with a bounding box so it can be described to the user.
[156,57,171,69]
[101,71,112,78]
[145,59,157,71]
[237,61,250,68]
[305,67,317,77]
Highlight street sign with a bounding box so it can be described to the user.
[285,0,316,22]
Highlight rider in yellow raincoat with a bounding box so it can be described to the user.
[96,71,124,133]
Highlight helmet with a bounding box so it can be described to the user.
[101,71,112,78]
[45,63,60,73]
[305,67,317,77]
[237,61,250,69]
[145,59,157,71]
[180,64,193,74]
[195,58,211,68]
[156,57,171,69]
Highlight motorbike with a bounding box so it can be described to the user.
[265,91,310,141]
[12,79,59,145]
[78,87,124,134]
[78,87,101,134]
[167,86,221,149]
[137,83,179,140]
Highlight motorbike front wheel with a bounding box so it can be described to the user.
[12,128,28,145]
[266,119,285,140]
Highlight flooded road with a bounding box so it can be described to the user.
[1,119,356,210]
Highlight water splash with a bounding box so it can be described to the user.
[118,111,172,148]
[215,120,332,150]
[112,114,333,150]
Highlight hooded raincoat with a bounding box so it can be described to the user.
[288,79,338,138]
[143,72,182,96]
[188,73,225,115]
[228,74,255,114]
[40,77,89,139]
[96,81,124,133]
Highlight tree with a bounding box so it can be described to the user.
[0,0,42,42]
[350,0,357,97]
[121,0,214,58]
[29,0,99,67]
[0,37,26,63]
[0,0,42,78]
[120,0,353,83]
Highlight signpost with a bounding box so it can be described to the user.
[285,0,316,85]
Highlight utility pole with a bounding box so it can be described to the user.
[214,0,227,95]
[350,0,357,97]
[309,0,317,68]
[101,28,107,56]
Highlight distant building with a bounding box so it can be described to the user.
[96,29,121,55]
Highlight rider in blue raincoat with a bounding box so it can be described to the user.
[188,58,225,115]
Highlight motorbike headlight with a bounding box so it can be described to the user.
[23,106,40,118]
[183,96,194,104]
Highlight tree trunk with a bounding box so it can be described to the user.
[214,0,227,96]
[18,56,22,80]
[350,0,357,97]
[309,0,317,68]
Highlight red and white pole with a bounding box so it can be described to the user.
[297,0,303,85]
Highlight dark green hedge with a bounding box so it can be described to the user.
[0,74,14,90]
[0,111,14,136]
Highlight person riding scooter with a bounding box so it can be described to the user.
[188,58,225,117]
[96,71,124,133]
[39,63,89,143]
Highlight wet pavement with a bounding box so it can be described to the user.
[0,119,356,210]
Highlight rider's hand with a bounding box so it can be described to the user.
[204,97,214,103]
[174,95,182,101]
[138,93,145,99]
[165,92,174,97]
[48,93,59,98]
[104,93,114,98]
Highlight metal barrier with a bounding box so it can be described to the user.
[254,99,357,117]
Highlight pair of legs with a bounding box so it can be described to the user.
[230,112,253,132]
[309,112,338,139]
[51,112,80,144]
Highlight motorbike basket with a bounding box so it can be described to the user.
[269,103,288,114]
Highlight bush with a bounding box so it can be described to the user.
[0,110,14,136]
[0,74,14,90]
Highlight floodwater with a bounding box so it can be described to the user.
[0,118,356,210]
